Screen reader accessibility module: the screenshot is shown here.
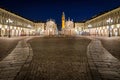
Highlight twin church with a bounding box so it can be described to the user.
[39,12,75,36]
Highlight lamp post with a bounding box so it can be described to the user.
[0,25,2,37]
[117,24,120,36]
[88,24,92,36]
[6,19,13,38]
[78,27,80,35]
[39,27,42,35]
[27,25,32,36]
[106,18,113,37]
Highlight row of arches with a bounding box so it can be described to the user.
[0,24,34,37]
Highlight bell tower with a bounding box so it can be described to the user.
[62,12,65,29]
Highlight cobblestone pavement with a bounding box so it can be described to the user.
[0,37,27,61]
[0,37,120,80]
[0,37,33,80]
[87,38,120,80]
[15,37,92,80]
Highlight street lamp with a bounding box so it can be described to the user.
[6,19,13,38]
[0,25,2,37]
[27,24,32,28]
[117,24,120,36]
[106,18,113,37]
[39,27,42,35]
[88,24,92,36]
[79,27,81,35]
[27,25,32,36]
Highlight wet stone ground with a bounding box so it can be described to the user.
[15,37,92,80]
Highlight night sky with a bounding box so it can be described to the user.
[0,0,120,25]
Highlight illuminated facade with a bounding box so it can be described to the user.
[64,19,75,35]
[1,7,120,37]
[84,7,120,37]
[74,23,84,35]
[34,23,45,35]
[0,8,58,37]
[61,12,75,35]
[45,19,58,35]
[62,12,65,29]
[0,8,35,37]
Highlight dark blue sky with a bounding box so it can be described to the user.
[0,0,120,24]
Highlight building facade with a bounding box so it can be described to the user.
[84,7,120,37]
[0,7,120,37]
[44,19,58,35]
[34,22,45,35]
[61,12,76,35]
[74,22,85,35]
[0,8,35,37]
[64,19,75,35]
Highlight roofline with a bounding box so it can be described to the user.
[85,6,120,23]
[1,6,120,24]
[0,7,34,23]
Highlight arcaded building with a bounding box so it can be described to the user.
[84,7,120,37]
[0,7,120,37]
[0,8,58,37]
[0,8,35,37]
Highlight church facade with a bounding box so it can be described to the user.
[44,19,58,35]
[61,12,75,35]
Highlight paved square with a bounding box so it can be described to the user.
[0,36,120,80]
[15,37,91,80]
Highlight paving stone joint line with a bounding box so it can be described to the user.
[0,37,33,80]
[87,38,120,80]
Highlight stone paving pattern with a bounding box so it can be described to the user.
[15,37,92,80]
[87,39,120,80]
[0,37,25,61]
[0,38,33,80]
[0,37,120,80]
